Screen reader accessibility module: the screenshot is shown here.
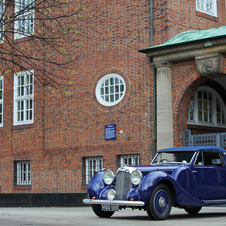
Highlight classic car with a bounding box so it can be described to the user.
[83,146,226,220]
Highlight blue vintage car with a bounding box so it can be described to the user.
[83,146,226,220]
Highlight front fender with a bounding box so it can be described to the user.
[138,170,205,207]
[87,170,106,199]
[138,171,172,204]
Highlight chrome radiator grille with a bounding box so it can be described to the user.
[115,171,132,200]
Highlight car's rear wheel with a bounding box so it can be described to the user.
[92,204,115,218]
[184,206,202,214]
[146,184,172,220]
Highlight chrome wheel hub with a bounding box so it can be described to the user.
[158,197,166,208]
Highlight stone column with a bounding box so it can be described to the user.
[155,63,173,150]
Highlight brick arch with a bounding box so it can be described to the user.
[173,71,201,111]
[92,67,130,112]
[173,72,207,147]
[173,73,226,147]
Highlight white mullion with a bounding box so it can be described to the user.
[14,71,34,125]
[0,0,4,42]
[85,159,89,184]
[17,162,21,185]
[15,0,34,39]
[85,157,103,184]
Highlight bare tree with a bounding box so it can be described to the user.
[0,0,86,91]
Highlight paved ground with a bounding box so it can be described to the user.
[0,206,226,226]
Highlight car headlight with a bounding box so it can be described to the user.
[107,189,116,201]
[130,170,142,185]
[103,170,115,185]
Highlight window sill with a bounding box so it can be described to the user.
[188,121,226,128]
[14,185,31,190]
[82,184,88,190]
[14,35,34,43]
[12,124,34,130]
[188,124,226,132]
[196,11,218,21]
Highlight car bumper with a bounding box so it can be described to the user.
[83,199,145,207]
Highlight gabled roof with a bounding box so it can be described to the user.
[139,26,226,52]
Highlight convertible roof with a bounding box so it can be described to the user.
[158,146,226,153]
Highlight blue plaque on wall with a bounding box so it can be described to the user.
[105,124,116,140]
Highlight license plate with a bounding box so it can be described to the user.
[101,205,119,212]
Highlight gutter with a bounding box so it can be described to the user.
[150,0,157,158]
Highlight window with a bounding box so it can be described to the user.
[195,152,223,166]
[95,73,126,106]
[0,76,3,127]
[14,0,34,39]
[0,0,4,42]
[188,87,226,127]
[83,156,103,184]
[117,154,140,168]
[196,0,217,17]
[14,70,34,125]
[14,160,31,185]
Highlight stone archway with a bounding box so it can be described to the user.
[140,27,226,150]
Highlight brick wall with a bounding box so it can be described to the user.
[0,0,153,193]
[0,0,226,196]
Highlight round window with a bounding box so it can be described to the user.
[95,73,126,106]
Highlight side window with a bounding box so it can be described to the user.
[195,152,204,165]
[195,152,223,166]
[14,160,31,186]
[188,87,226,127]
[196,0,217,17]
[14,70,34,125]
[82,156,103,184]
[14,0,34,39]
[117,154,140,168]
[0,0,4,42]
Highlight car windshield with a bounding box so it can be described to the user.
[152,151,196,164]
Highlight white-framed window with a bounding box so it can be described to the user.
[15,160,31,185]
[117,154,140,168]
[0,0,4,42]
[188,87,226,127]
[14,0,34,39]
[196,0,217,17]
[95,73,126,107]
[83,156,103,184]
[0,76,3,127]
[14,70,34,125]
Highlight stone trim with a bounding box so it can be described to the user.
[13,185,31,190]
[156,63,174,150]
[12,124,34,130]
[196,11,218,22]
[195,53,224,78]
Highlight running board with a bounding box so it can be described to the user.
[203,199,226,204]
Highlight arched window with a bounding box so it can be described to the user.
[188,87,226,127]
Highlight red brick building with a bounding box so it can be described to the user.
[0,0,226,206]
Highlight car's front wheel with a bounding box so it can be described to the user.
[146,184,172,220]
[184,206,202,214]
[92,204,115,218]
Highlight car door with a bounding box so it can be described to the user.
[192,151,226,200]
